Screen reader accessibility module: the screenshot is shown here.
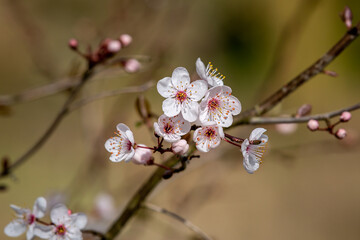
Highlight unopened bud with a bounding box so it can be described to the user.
[296,104,312,117]
[107,40,121,53]
[123,59,141,73]
[307,119,319,131]
[171,139,189,155]
[340,111,351,122]
[162,170,173,179]
[68,39,78,50]
[132,144,153,165]
[119,34,132,48]
[335,128,347,139]
[340,6,353,29]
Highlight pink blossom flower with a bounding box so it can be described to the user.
[4,197,47,240]
[157,67,207,122]
[154,114,191,143]
[193,123,224,152]
[241,128,268,174]
[199,86,241,127]
[105,123,135,162]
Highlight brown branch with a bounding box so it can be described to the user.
[234,22,360,126]
[244,102,360,125]
[82,229,106,239]
[143,202,213,240]
[0,68,94,179]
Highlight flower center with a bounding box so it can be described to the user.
[204,128,216,139]
[55,225,66,236]
[163,123,174,134]
[208,98,220,111]
[126,140,132,151]
[27,214,35,225]
[176,91,187,103]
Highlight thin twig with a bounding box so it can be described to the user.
[0,68,94,179]
[245,102,360,124]
[69,81,154,112]
[234,22,360,126]
[143,202,213,240]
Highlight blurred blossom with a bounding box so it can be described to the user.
[68,39,78,50]
[307,119,319,131]
[107,40,121,53]
[340,111,351,122]
[119,34,132,47]
[123,59,141,73]
[94,193,116,220]
[275,123,297,135]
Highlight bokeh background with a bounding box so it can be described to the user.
[1,0,360,239]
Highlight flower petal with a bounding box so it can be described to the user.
[171,67,190,91]
[26,225,34,240]
[241,139,249,155]
[116,123,134,144]
[10,205,29,216]
[162,98,181,117]
[123,148,135,163]
[70,213,87,229]
[104,137,121,153]
[33,197,47,218]
[243,154,260,174]
[50,204,69,225]
[186,80,207,101]
[249,128,267,141]
[4,220,27,237]
[196,58,208,81]
[173,114,191,136]
[34,225,54,239]
[157,77,176,98]
[181,100,199,122]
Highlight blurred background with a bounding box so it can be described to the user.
[1,0,360,239]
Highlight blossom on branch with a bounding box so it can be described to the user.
[193,123,224,152]
[4,197,47,240]
[199,85,241,127]
[241,128,268,174]
[105,123,135,162]
[34,204,87,240]
[196,58,225,87]
[157,67,207,122]
[132,144,153,165]
[154,114,191,143]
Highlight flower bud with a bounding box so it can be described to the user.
[340,6,353,29]
[68,38,78,50]
[107,40,121,53]
[123,59,141,73]
[340,111,351,122]
[296,104,312,117]
[119,34,132,47]
[307,119,319,131]
[171,139,189,155]
[132,144,153,165]
[335,128,347,139]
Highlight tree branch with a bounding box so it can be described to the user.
[143,202,213,240]
[234,22,360,126]
[244,102,360,125]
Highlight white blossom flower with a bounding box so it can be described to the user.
[34,204,87,240]
[199,85,241,127]
[154,114,191,143]
[4,197,46,240]
[193,123,224,152]
[105,123,135,162]
[157,67,207,122]
[241,128,268,174]
[196,58,225,87]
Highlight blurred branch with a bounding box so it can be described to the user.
[82,229,105,239]
[143,202,213,240]
[245,102,360,124]
[234,22,360,126]
[0,68,94,179]
[69,81,155,112]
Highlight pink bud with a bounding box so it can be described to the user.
[335,128,347,139]
[171,139,189,155]
[119,34,132,47]
[340,6,353,29]
[107,40,121,53]
[132,144,153,165]
[296,104,312,117]
[340,111,351,122]
[68,39,78,50]
[123,59,141,73]
[307,119,319,131]
[67,209,72,216]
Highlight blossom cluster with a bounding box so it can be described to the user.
[4,197,87,240]
[105,58,269,174]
